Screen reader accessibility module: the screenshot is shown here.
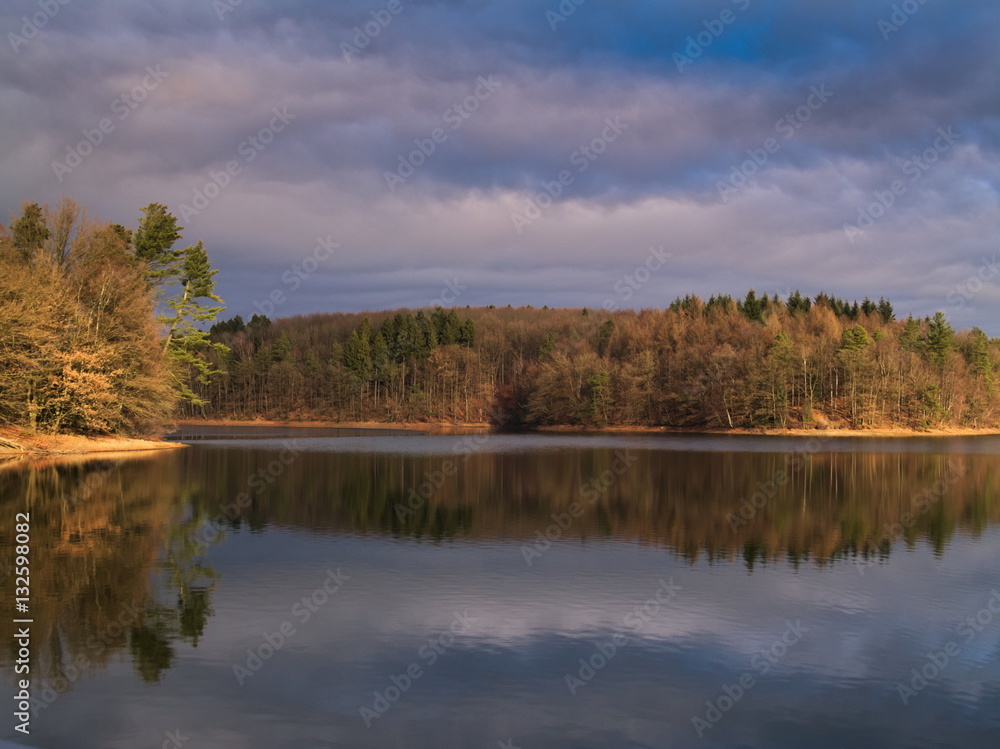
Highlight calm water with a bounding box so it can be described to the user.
[2,429,999,748]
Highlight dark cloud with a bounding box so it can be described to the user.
[0,0,997,330]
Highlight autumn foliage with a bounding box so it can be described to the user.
[192,293,999,430]
[0,199,224,436]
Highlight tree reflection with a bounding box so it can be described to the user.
[0,453,221,693]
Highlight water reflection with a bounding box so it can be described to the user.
[174,437,999,565]
[1,435,998,748]
[0,454,220,695]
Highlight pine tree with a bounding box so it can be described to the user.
[10,202,50,262]
[839,324,872,351]
[343,326,372,380]
[133,203,183,287]
[786,290,811,315]
[160,242,227,404]
[458,318,476,348]
[596,317,615,357]
[738,289,765,323]
[967,328,991,379]
[900,316,922,353]
[877,297,894,323]
[272,332,293,362]
[415,310,437,356]
[925,311,954,369]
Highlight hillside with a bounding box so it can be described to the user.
[185,293,1000,431]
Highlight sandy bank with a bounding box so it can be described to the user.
[0,427,186,456]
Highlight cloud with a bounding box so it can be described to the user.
[1,0,997,329]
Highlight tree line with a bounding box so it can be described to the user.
[191,291,998,430]
[3,197,997,433]
[0,199,225,435]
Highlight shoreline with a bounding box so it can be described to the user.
[173,418,1000,438]
[4,419,998,456]
[0,427,187,457]
[171,418,491,432]
[534,424,1000,437]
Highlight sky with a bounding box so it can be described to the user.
[1,0,998,331]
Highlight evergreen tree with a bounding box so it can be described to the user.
[272,332,293,362]
[738,289,765,323]
[210,315,245,337]
[10,202,50,262]
[247,314,271,344]
[133,203,183,287]
[582,371,611,426]
[877,297,894,323]
[925,311,955,369]
[596,317,615,357]
[415,310,437,356]
[839,324,872,351]
[372,332,390,381]
[900,316,922,353]
[786,290,811,315]
[343,326,372,380]
[458,318,476,348]
[160,242,227,404]
[965,327,992,393]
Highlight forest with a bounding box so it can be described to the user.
[0,199,224,436]
[2,198,998,435]
[196,291,998,431]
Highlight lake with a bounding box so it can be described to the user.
[2,428,999,748]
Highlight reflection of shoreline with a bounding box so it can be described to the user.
[0,455,217,697]
[0,450,177,473]
[177,445,1000,568]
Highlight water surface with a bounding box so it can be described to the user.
[1,430,998,748]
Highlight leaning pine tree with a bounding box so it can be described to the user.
[159,241,227,405]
